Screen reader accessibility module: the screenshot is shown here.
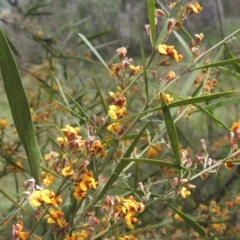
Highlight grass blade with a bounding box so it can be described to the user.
[194,104,230,132]
[147,0,156,47]
[224,43,240,73]
[0,28,42,183]
[136,19,148,103]
[218,66,240,80]
[120,91,236,123]
[24,3,50,18]
[91,71,108,114]
[76,30,114,46]
[201,97,240,110]
[0,188,31,215]
[191,57,240,70]
[64,92,91,122]
[160,93,181,169]
[78,33,110,71]
[173,30,192,60]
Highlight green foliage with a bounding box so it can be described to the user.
[1,1,240,240]
[0,29,42,183]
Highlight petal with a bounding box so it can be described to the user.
[108,109,117,120]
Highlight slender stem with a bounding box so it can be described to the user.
[90,222,123,240]
[190,149,240,181]
[122,51,157,96]
[190,28,240,67]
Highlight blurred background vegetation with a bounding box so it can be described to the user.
[1,0,240,239]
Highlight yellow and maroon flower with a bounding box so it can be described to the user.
[28,189,62,207]
[107,122,121,134]
[12,221,29,240]
[62,166,74,176]
[231,120,240,134]
[157,44,183,62]
[45,209,67,228]
[73,186,87,200]
[129,65,142,77]
[187,2,203,15]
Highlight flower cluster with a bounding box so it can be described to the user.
[57,125,107,158]
[101,195,145,228]
[109,47,141,79]
[194,64,218,93]
[190,33,204,57]
[108,91,127,120]
[169,2,203,30]
[146,144,162,158]
[56,125,83,152]
[73,162,97,201]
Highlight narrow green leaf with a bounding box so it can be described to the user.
[160,94,181,168]
[76,30,114,46]
[166,202,206,237]
[24,3,50,18]
[64,92,91,122]
[202,97,240,110]
[179,27,193,41]
[218,66,240,80]
[169,91,237,108]
[78,33,110,71]
[136,20,148,103]
[0,188,31,215]
[224,43,240,73]
[119,91,236,122]
[194,104,230,132]
[91,71,108,114]
[55,78,83,126]
[155,20,168,46]
[6,36,20,58]
[147,0,156,47]
[122,158,189,171]
[173,31,192,60]
[0,28,41,183]
[192,28,240,66]
[55,100,85,121]
[92,122,150,204]
[156,1,168,14]
[191,57,240,70]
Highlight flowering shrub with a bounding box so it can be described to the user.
[1,1,240,239]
